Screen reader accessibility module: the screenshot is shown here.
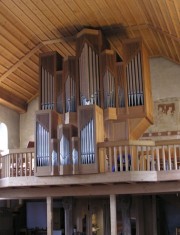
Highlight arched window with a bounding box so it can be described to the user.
[0,122,8,153]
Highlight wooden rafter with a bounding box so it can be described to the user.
[0,36,75,83]
[0,86,27,113]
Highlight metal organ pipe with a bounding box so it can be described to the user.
[104,70,115,108]
[126,52,144,107]
[36,123,50,167]
[80,119,94,164]
[79,43,100,106]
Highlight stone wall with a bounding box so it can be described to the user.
[0,104,19,149]
[143,58,180,140]
[20,97,39,148]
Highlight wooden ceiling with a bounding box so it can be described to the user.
[0,0,180,113]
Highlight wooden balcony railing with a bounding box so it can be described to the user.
[0,148,34,178]
[0,140,179,179]
[98,139,180,173]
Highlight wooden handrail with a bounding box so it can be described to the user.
[98,139,180,173]
[0,148,35,178]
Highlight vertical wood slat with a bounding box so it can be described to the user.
[136,146,140,171]
[109,147,112,172]
[114,147,118,172]
[147,146,150,171]
[130,146,134,171]
[16,154,18,177]
[156,147,160,171]
[119,146,123,172]
[29,153,32,176]
[151,146,155,171]
[141,145,145,171]
[162,146,166,171]
[125,146,129,171]
[168,145,172,170]
[174,145,177,170]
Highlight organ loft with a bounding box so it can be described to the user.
[35,28,153,176]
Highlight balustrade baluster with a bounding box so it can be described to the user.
[162,146,166,171]
[168,145,172,170]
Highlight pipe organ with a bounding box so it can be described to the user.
[39,52,63,112]
[58,124,78,175]
[35,28,153,176]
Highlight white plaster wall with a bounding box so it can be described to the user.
[20,97,39,148]
[150,57,180,101]
[0,104,19,149]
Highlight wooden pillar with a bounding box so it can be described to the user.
[63,198,73,235]
[47,197,53,235]
[110,194,117,235]
[120,195,131,235]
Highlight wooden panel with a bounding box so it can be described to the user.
[78,105,104,174]
[35,110,60,176]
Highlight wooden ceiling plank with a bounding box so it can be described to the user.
[0,8,38,49]
[1,82,30,101]
[1,26,31,55]
[64,0,93,28]
[163,34,176,61]
[142,0,162,29]
[1,47,19,65]
[7,74,36,96]
[15,68,38,87]
[0,55,13,70]
[106,0,130,25]
[0,43,42,83]
[173,0,180,22]
[46,44,66,58]
[9,73,37,93]
[84,0,111,26]
[24,60,39,74]
[1,35,27,61]
[116,0,136,26]
[122,0,148,25]
[74,0,100,26]
[52,0,87,33]
[20,64,38,81]
[0,65,7,75]
[48,0,80,35]
[135,0,153,24]
[157,0,177,36]
[1,0,50,41]
[149,29,163,56]
[156,31,170,58]
[21,0,68,39]
[95,0,120,26]
[166,0,180,37]
[3,79,32,99]
[173,40,180,62]
[55,42,75,56]
[149,0,169,32]
[167,36,179,62]
[0,87,27,113]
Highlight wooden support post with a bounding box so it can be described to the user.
[110,194,117,235]
[120,195,131,235]
[47,197,53,235]
[63,198,73,235]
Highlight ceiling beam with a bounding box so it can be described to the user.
[0,36,75,83]
[0,181,180,199]
[0,87,27,113]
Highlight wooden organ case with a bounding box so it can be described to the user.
[35,28,153,176]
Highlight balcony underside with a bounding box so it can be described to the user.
[0,170,180,199]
